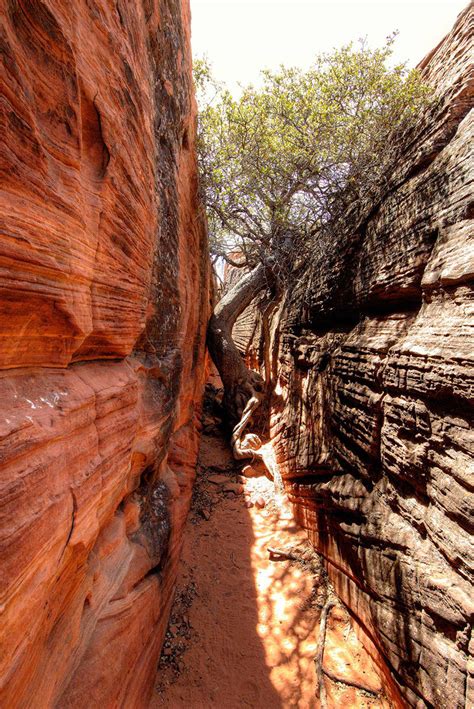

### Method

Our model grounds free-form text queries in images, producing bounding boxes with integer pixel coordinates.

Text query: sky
[190,0,467,91]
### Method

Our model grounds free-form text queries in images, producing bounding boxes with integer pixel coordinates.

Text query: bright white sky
[191,0,467,90]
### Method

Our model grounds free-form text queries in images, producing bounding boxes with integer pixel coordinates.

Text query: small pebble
[255,496,266,509]
[241,464,257,477]
[245,500,254,508]
[208,474,229,485]
[222,482,244,495]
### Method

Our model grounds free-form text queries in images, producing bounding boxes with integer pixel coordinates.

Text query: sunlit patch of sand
[152,431,396,709]
[248,475,322,707]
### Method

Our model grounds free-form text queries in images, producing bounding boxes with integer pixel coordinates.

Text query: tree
[194,40,429,456]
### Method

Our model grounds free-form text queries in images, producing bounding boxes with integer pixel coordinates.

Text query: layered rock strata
[236,5,473,707]
[1,1,209,706]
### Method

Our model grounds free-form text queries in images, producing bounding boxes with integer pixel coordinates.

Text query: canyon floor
[150,388,396,709]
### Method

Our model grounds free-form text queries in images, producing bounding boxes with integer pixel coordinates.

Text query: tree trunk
[207,261,273,426]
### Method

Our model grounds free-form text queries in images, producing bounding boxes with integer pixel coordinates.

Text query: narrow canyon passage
[151,385,394,709]
[1,2,471,706]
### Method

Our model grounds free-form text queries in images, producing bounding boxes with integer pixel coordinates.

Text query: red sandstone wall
[0,1,209,706]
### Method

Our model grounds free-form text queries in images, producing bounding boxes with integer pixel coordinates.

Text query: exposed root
[259,442,284,494]
[267,546,300,562]
[231,393,263,459]
[322,668,381,697]
[267,543,381,702]
[315,598,336,708]
[267,543,326,576]
[230,388,284,495]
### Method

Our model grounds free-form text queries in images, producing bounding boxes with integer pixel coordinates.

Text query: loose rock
[222,482,244,495]
[208,474,230,485]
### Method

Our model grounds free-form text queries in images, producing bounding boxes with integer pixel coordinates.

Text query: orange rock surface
[1,0,209,706]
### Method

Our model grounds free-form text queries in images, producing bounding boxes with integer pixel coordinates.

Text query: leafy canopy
[194,38,429,272]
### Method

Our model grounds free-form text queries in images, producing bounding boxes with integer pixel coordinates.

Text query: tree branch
[214,260,274,328]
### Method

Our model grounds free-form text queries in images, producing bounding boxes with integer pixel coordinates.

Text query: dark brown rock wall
[239,5,473,707]
[0,1,209,706]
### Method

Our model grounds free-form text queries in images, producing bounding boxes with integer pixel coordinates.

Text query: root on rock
[315,599,337,708]
[231,388,284,494]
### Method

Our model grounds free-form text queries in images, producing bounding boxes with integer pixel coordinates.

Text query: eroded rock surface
[1,1,209,706]
[236,6,473,707]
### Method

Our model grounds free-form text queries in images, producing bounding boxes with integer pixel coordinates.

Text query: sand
[150,417,394,709]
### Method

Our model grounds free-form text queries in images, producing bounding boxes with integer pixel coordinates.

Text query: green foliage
[194,38,430,270]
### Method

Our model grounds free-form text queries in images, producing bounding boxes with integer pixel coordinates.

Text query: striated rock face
[237,6,473,707]
[1,1,209,706]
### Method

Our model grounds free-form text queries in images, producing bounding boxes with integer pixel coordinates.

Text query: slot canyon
[1,1,472,708]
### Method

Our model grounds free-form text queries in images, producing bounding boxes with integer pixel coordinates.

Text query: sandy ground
[150,402,394,709]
